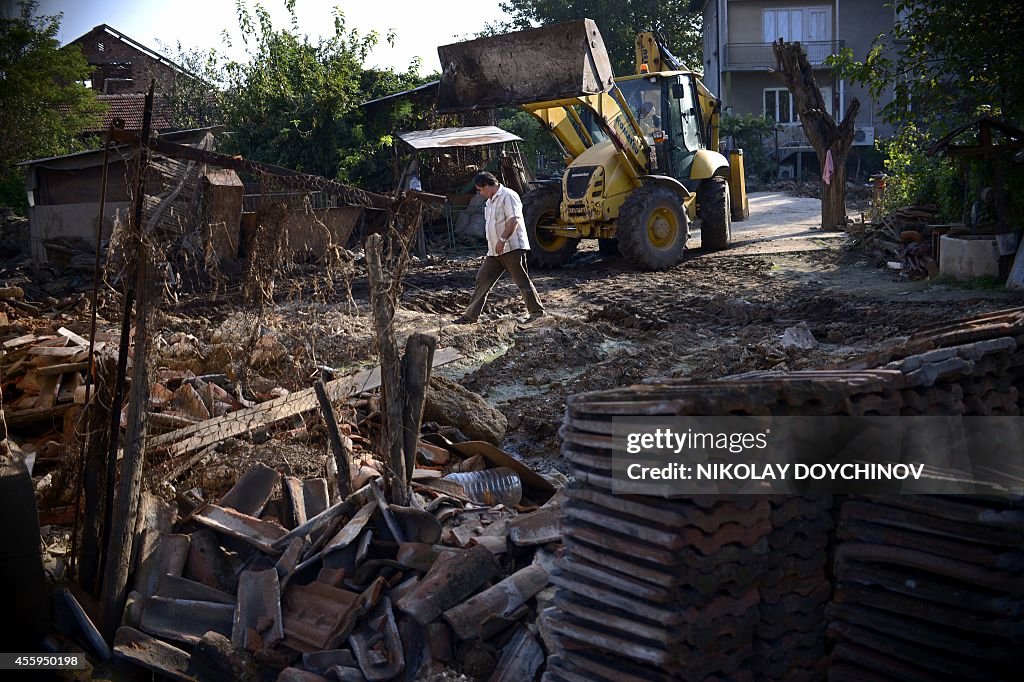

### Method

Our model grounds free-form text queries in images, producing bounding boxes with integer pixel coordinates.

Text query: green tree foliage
[720,113,775,182]
[216,1,428,186]
[830,1,1024,223]
[0,1,103,210]
[158,43,228,129]
[492,0,703,76]
[831,1,1024,129]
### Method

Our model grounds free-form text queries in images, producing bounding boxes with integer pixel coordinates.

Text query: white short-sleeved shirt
[484,185,530,256]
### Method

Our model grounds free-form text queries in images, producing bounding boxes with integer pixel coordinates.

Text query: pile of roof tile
[548,383,841,682]
[829,493,1024,681]
[112,440,560,682]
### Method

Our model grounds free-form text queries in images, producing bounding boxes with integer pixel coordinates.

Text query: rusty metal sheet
[193,504,287,554]
[219,462,280,516]
[397,126,522,149]
[113,626,197,682]
[233,569,283,652]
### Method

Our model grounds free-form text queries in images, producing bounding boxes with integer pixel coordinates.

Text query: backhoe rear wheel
[617,185,688,270]
[698,176,732,251]
[524,186,579,268]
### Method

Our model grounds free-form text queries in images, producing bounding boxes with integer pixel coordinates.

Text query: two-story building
[692,0,903,178]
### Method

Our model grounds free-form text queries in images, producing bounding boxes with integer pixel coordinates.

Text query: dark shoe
[518,311,547,324]
[452,315,477,325]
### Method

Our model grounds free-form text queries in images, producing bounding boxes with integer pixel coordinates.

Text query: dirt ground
[182,191,1013,476]
[93,190,1014,487]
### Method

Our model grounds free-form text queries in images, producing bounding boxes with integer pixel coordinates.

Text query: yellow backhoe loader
[437,20,749,270]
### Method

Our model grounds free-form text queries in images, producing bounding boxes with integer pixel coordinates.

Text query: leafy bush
[720,113,775,182]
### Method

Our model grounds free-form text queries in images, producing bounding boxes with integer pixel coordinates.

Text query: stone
[424,376,507,446]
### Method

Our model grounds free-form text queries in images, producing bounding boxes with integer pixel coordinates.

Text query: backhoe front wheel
[698,176,732,251]
[523,186,579,268]
[617,186,688,270]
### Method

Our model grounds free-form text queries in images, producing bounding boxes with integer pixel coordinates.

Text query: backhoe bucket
[436,19,615,112]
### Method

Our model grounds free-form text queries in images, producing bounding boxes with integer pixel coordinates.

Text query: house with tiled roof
[69,24,195,96]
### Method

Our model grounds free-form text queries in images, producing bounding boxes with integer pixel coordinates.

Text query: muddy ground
[144,191,1024,483]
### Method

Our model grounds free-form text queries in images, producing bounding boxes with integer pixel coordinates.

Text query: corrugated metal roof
[398,126,521,149]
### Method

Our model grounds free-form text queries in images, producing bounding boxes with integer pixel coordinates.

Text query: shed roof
[397,126,521,149]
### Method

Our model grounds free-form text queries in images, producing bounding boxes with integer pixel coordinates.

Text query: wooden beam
[148,349,459,457]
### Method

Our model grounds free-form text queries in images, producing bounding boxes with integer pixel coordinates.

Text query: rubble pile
[0,325,112,485]
[111,438,559,682]
[847,205,940,278]
[829,494,1024,680]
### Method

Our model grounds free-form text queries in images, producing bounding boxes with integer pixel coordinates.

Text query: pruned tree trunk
[773,39,861,230]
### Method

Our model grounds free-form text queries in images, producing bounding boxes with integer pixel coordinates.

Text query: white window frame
[764,88,796,124]
[763,6,832,43]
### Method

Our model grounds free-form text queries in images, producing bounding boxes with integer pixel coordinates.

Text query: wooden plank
[3,333,36,349]
[28,346,83,358]
[36,361,90,376]
[58,327,90,347]
[150,348,459,457]
[35,374,60,408]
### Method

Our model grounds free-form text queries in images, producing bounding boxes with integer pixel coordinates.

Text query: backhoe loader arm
[521,91,650,185]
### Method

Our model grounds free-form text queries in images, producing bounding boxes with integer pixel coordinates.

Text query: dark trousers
[463,249,544,320]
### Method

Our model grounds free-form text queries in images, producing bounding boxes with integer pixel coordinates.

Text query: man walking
[455,172,545,323]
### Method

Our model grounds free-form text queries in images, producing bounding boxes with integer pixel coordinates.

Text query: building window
[97,41,105,52]
[764,88,795,124]
[763,7,831,43]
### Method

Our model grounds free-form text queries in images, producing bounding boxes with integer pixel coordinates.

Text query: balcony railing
[725,40,843,70]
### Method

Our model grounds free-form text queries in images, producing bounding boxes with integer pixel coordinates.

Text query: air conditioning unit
[853,126,875,146]
[778,164,795,180]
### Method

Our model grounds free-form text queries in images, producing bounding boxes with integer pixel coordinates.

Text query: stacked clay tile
[544,377,872,681]
[828,493,1024,681]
